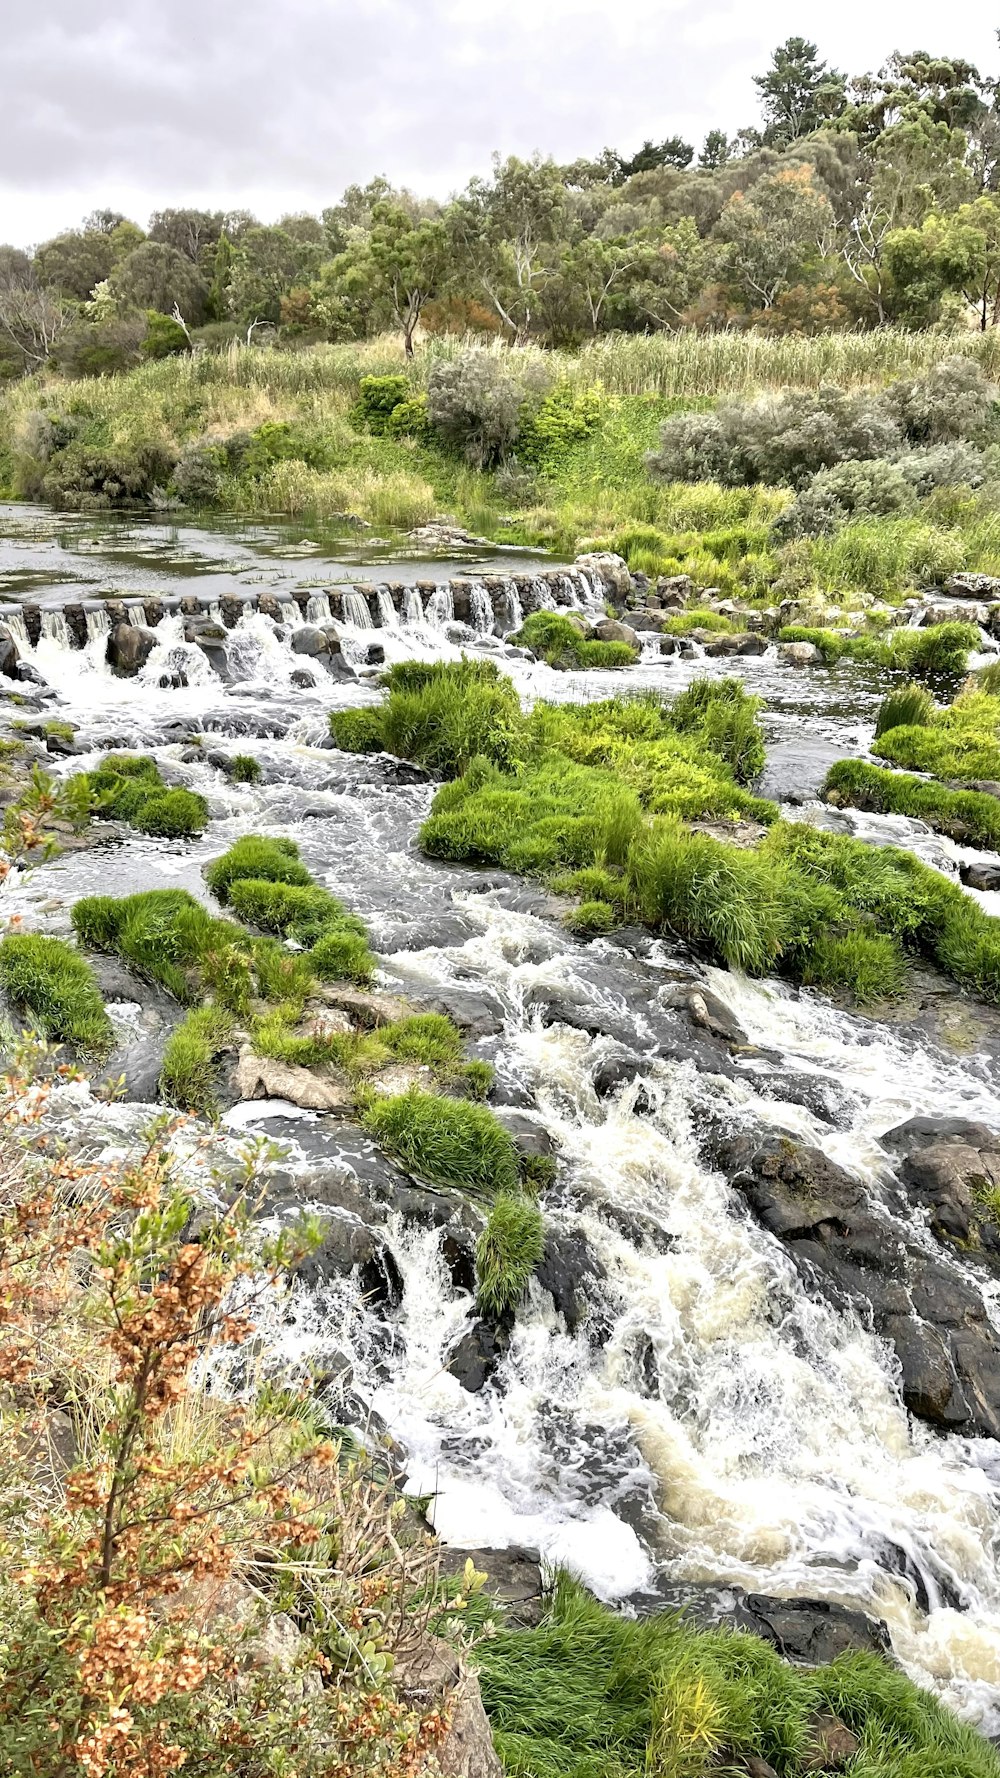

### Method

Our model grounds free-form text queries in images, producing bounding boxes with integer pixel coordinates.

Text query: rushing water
[4,513,1000,1732]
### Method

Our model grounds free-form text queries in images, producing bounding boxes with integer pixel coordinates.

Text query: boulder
[944,572,1000,601]
[439,1546,544,1628]
[731,1592,891,1664]
[961,860,1000,892]
[108,623,157,675]
[592,618,640,650]
[393,1638,502,1778]
[232,1046,354,1113]
[702,632,768,658]
[448,1319,510,1392]
[800,1714,860,1772]
[655,573,696,608]
[882,1116,1000,1254]
[317,984,412,1028]
[290,625,331,657]
[0,624,19,679]
[536,1229,605,1334]
[629,612,669,633]
[779,641,821,666]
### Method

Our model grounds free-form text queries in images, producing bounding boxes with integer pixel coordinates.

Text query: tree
[885,198,1000,329]
[754,37,846,145]
[716,164,835,309]
[0,264,69,367]
[320,201,448,356]
[148,207,227,262]
[614,137,694,181]
[700,131,730,171]
[451,154,566,343]
[109,242,208,322]
[227,226,322,325]
[845,51,991,145]
[34,230,115,300]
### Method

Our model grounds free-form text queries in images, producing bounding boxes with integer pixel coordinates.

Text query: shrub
[329,708,386,754]
[205,835,311,903]
[475,1194,546,1317]
[351,373,410,431]
[514,612,637,671]
[43,441,176,510]
[518,382,602,464]
[360,1089,520,1196]
[0,933,113,1049]
[426,348,529,468]
[874,684,935,737]
[648,385,902,489]
[159,1005,233,1115]
[887,355,1000,447]
[896,441,990,497]
[774,459,917,538]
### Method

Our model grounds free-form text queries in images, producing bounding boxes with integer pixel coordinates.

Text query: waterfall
[124,603,147,628]
[531,576,557,611]
[467,581,495,635]
[4,610,29,651]
[206,601,224,625]
[341,590,374,629]
[306,593,333,626]
[39,610,70,647]
[376,588,398,629]
[497,580,523,635]
[85,609,111,645]
[425,585,454,626]
[401,587,424,626]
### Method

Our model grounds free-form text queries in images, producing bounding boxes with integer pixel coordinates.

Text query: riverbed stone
[961,859,1000,891]
[316,983,413,1028]
[108,622,157,675]
[779,641,821,666]
[882,1116,1000,1255]
[536,1229,605,1333]
[944,572,1000,601]
[439,1546,544,1628]
[233,1046,353,1113]
[448,1318,510,1392]
[592,617,640,649]
[290,625,330,657]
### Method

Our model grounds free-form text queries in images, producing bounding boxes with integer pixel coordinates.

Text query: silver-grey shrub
[427,348,529,468]
[648,384,902,489]
[774,459,917,539]
[885,356,1000,447]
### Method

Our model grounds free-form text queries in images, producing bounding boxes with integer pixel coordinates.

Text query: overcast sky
[2,1,997,248]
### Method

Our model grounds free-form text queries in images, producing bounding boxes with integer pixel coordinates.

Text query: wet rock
[732,1592,891,1664]
[317,984,412,1028]
[413,987,505,1037]
[882,1116,1000,1253]
[779,641,821,666]
[439,1546,544,1628]
[664,985,747,1047]
[536,1229,605,1333]
[232,1046,354,1113]
[702,632,767,658]
[961,860,1000,892]
[629,611,669,633]
[494,1110,556,1166]
[0,624,19,679]
[592,617,639,650]
[290,625,330,657]
[574,551,630,601]
[290,667,318,688]
[710,1128,1000,1440]
[108,623,157,675]
[448,1319,510,1392]
[945,572,1000,601]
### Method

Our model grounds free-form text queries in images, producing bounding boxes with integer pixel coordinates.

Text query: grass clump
[331,659,527,779]
[159,1005,234,1116]
[874,683,935,738]
[513,612,638,670]
[661,609,735,635]
[778,622,978,687]
[73,754,208,838]
[205,835,312,903]
[227,753,262,783]
[0,932,113,1050]
[565,900,619,936]
[476,1572,1000,1778]
[328,708,386,754]
[310,926,376,985]
[873,689,1000,782]
[226,879,359,946]
[824,759,1000,850]
[360,1088,520,1196]
[475,1194,545,1318]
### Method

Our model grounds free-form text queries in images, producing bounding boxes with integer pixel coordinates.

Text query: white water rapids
[4,573,1000,1732]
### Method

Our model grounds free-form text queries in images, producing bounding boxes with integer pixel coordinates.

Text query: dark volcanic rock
[448,1319,511,1392]
[732,1592,891,1664]
[108,623,157,675]
[709,1128,1000,1439]
[439,1546,544,1627]
[961,860,1000,892]
[535,1229,605,1334]
[883,1116,1000,1255]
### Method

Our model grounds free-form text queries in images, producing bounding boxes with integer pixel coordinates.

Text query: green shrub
[351,374,410,432]
[360,1089,520,1196]
[824,758,1000,850]
[426,349,527,468]
[159,1006,233,1115]
[648,385,902,488]
[0,933,113,1050]
[205,835,311,904]
[475,1195,545,1317]
[227,754,261,783]
[513,612,637,671]
[329,708,386,754]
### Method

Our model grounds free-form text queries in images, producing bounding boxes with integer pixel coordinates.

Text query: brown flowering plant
[0,1065,450,1776]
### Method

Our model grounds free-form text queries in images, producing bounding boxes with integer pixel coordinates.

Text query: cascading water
[4,609,29,651]
[425,585,454,626]
[341,589,374,629]
[467,580,495,634]
[124,603,147,627]
[376,588,398,629]
[85,609,111,645]
[496,580,523,635]
[305,592,333,625]
[401,587,424,626]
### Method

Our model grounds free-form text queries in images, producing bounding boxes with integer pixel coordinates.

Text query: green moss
[0,932,113,1050]
[824,759,1000,850]
[512,612,638,671]
[159,1006,234,1116]
[475,1194,545,1317]
[360,1088,520,1196]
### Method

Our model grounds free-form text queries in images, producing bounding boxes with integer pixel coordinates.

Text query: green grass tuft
[513,611,638,670]
[475,1194,545,1317]
[824,758,1000,850]
[0,932,113,1050]
[71,754,208,838]
[360,1088,520,1196]
[159,1006,234,1116]
[227,753,262,783]
[205,835,312,903]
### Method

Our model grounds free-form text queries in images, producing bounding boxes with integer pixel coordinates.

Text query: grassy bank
[3,331,1000,611]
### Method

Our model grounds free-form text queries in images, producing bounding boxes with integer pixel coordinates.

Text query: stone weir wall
[6,553,627,652]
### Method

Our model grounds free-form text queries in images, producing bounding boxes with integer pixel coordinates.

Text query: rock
[412,987,505,1038]
[393,1638,502,1778]
[233,1046,354,1113]
[961,860,1000,892]
[592,618,639,650]
[732,1592,891,1664]
[439,1546,544,1628]
[108,623,157,675]
[800,1713,860,1772]
[290,667,317,688]
[0,624,19,679]
[290,625,330,657]
[882,1116,1000,1252]
[317,984,412,1028]
[574,551,630,600]
[682,987,747,1047]
[448,1319,510,1392]
[536,1229,605,1333]
[655,573,696,606]
[629,611,668,632]
[945,572,1000,601]
[779,641,821,666]
[703,632,767,658]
